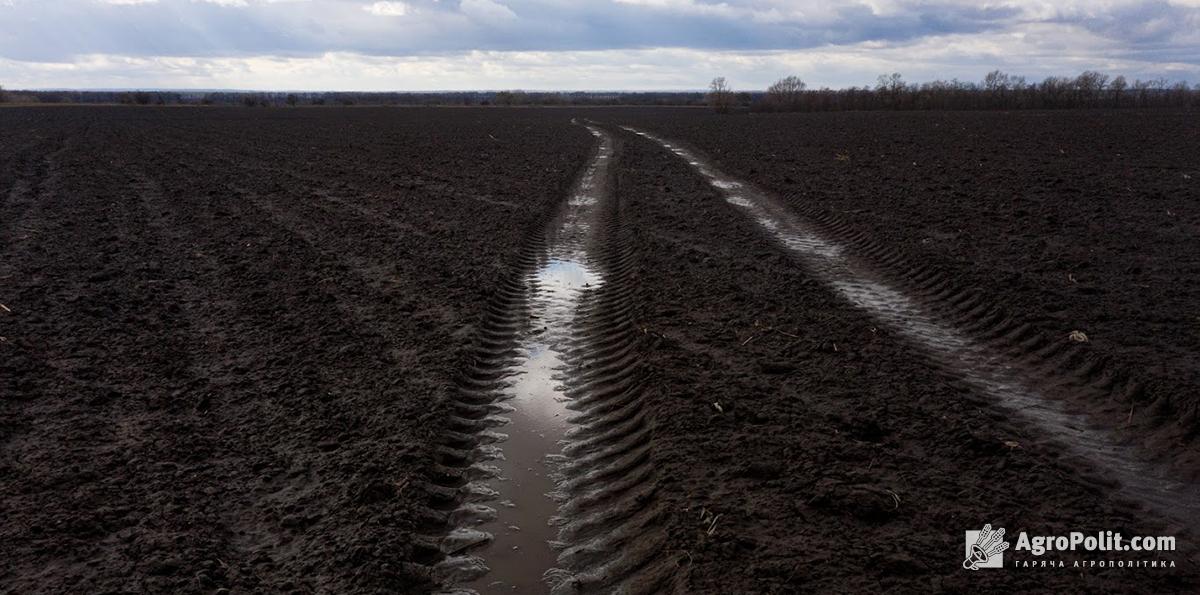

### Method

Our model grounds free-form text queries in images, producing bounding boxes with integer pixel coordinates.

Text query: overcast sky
[1,0,1197,90]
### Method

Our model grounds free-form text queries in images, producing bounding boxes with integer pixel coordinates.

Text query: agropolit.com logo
[961,524,1178,571]
[963,524,1009,570]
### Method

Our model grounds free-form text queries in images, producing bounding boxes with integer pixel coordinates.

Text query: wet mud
[625,125,1200,533]
[3,107,1196,594]
[434,125,618,593]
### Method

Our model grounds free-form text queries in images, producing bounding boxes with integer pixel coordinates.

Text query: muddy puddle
[624,126,1200,531]
[438,125,614,593]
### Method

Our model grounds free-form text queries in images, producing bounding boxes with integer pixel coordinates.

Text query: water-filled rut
[432,124,669,593]
[623,125,1200,534]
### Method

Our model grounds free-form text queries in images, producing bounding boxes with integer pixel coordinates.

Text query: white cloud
[364,1,410,16]
[2,28,1197,92]
[613,0,738,18]
[611,0,845,24]
[460,0,516,21]
[2,0,1197,89]
[190,0,310,5]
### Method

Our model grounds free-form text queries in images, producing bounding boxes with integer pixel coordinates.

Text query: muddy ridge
[624,125,1200,535]
[420,124,668,593]
[546,125,672,595]
[601,108,1200,449]
[3,107,1196,594]
[602,129,1195,592]
[0,107,593,593]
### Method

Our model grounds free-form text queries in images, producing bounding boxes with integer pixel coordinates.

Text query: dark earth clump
[2,106,1196,593]
[600,108,1200,454]
[608,130,1195,593]
[0,106,591,593]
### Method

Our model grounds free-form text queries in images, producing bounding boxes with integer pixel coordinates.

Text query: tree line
[0,88,707,107]
[2,70,1196,110]
[707,70,1199,113]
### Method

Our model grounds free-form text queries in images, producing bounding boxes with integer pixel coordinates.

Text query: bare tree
[1040,76,1073,108]
[1133,78,1153,107]
[765,75,806,111]
[1171,81,1192,106]
[1131,77,1169,107]
[876,72,906,108]
[707,77,734,114]
[1009,75,1028,107]
[494,90,527,106]
[1109,75,1127,107]
[1074,70,1109,106]
[983,70,1011,107]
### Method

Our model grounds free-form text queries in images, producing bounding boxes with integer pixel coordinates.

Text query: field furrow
[624,125,1200,531]
[3,106,1196,594]
[426,124,667,594]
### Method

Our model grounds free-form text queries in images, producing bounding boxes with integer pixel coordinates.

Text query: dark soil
[598,108,1200,450]
[3,106,1196,593]
[610,126,1197,593]
[0,106,591,593]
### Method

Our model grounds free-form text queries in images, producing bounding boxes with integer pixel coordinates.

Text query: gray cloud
[0,0,1196,88]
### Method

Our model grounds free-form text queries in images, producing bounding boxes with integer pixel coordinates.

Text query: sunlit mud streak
[438,123,615,593]
[624,126,1200,532]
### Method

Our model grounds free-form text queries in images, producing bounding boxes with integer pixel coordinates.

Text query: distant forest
[1,70,1197,111]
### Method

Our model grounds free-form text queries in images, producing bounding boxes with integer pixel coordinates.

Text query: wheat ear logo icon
[963,524,1009,570]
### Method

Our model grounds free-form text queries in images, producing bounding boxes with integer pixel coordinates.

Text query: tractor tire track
[623,125,1200,537]
[2,106,596,594]
[545,158,675,595]
[426,123,669,593]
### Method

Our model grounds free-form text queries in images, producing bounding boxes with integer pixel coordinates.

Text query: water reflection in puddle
[451,125,613,594]
[623,125,1199,528]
